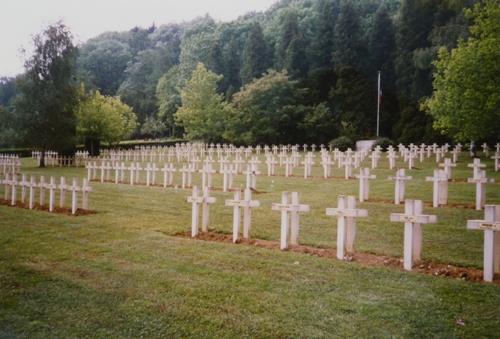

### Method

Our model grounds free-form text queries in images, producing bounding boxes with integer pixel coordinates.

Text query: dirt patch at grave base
[174,230,495,284]
[0,199,95,216]
[366,198,477,210]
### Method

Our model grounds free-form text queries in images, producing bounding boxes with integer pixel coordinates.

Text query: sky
[0,0,277,77]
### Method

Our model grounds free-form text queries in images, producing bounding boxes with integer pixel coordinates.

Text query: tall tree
[276,10,308,77]
[75,90,138,155]
[175,63,231,142]
[332,1,363,69]
[309,0,338,70]
[423,0,500,142]
[240,23,268,85]
[15,22,79,165]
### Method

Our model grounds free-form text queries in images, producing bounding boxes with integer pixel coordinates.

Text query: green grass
[1,153,499,337]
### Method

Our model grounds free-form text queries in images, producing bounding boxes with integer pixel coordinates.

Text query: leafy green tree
[308,0,338,70]
[330,66,375,139]
[175,63,231,142]
[76,90,138,154]
[332,1,363,69]
[77,37,132,95]
[228,70,304,144]
[276,10,308,78]
[299,102,338,143]
[156,65,184,137]
[15,22,79,165]
[240,23,268,85]
[423,0,500,142]
[140,116,167,139]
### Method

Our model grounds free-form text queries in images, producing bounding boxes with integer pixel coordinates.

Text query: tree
[240,23,268,85]
[308,0,338,70]
[77,37,132,95]
[422,0,500,142]
[140,116,167,139]
[332,1,363,69]
[156,65,184,137]
[75,90,138,155]
[175,63,231,142]
[228,70,304,144]
[15,22,79,166]
[276,10,308,78]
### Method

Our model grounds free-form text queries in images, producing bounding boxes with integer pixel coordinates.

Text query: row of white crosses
[185,186,454,277]
[0,174,91,214]
[0,158,20,175]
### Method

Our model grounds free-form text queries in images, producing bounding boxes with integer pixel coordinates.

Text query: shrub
[373,137,394,151]
[329,136,354,151]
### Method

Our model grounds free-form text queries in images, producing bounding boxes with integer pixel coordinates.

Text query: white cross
[491,153,500,172]
[70,178,81,215]
[355,168,376,202]
[390,199,437,271]
[38,176,46,207]
[225,188,260,243]
[425,169,448,207]
[200,163,216,188]
[468,158,486,178]
[81,178,92,210]
[387,151,398,170]
[467,170,495,210]
[370,151,380,169]
[438,158,456,179]
[326,195,368,260]
[343,156,353,179]
[467,205,500,281]
[388,169,412,204]
[162,163,176,187]
[272,192,310,250]
[45,176,57,212]
[265,156,278,176]
[187,186,216,237]
[284,157,294,177]
[58,177,68,208]
[482,143,489,156]
[28,176,37,210]
[302,155,314,178]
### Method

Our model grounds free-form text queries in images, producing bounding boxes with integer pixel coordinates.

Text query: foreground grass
[1,153,499,337]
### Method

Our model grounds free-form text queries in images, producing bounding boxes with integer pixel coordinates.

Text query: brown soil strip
[174,230,495,284]
[367,197,476,210]
[0,199,95,216]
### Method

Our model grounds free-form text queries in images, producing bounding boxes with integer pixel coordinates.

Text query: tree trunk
[39,150,46,168]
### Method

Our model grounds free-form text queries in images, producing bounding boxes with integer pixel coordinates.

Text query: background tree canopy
[423,0,500,143]
[2,0,493,147]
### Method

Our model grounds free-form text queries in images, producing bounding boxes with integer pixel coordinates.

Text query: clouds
[0,0,276,77]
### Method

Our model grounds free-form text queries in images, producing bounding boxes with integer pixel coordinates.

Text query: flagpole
[376,70,381,138]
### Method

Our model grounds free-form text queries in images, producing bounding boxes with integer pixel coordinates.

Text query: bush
[329,136,354,151]
[373,137,394,151]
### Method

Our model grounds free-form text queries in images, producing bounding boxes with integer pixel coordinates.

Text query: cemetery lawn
[1,156,500,337]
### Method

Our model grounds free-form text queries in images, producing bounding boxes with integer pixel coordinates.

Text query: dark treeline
[0,0,476,147]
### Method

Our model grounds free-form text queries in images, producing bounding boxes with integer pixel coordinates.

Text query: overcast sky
[0,0,277,77]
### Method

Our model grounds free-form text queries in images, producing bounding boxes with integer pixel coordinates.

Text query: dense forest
[0,0,482,148]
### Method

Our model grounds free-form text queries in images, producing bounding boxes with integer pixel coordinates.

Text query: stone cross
[265,156,277,176]
[387,151,398,170]
[425,169,449,207]
[272,192,310,250]
[200,163,216,188]
[438,158,456,179]
[467,205,500,282]
[162,163,176,188]
[225,188,260,242]
[70,178,81,215]
[343,156,353,179]
[28,176,37,209]
[482,143,489,157]
[468,158,486,178]
[221,163,235,192]
[81,178,92,210]
[491,153,500,172]
[390,199,437,271]
[321,155,334,178]
[356,168,376,202]
[302,156,314,179]
[59,177,68,208]
[180,164,195,189]
[39,176,46,207]
[370,151,380,169]
[19,174,28,204]
[46,176,57,212]
[326,195,368,260]
[187,186,216,237]
[388,169,413,204]
[284,157,294,177]
[467,170,495,210]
